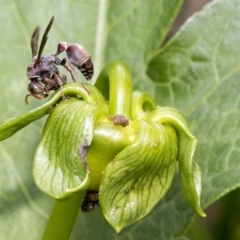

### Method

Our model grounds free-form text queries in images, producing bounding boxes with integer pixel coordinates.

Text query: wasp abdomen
[56,42,94,81]
[79,57,94,80]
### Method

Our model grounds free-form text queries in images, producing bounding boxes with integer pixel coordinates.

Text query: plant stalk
[95,60,133,119]
[42,190,85,240]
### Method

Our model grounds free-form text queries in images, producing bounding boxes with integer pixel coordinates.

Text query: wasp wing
[36,16,55,65]
[31,26,40,57]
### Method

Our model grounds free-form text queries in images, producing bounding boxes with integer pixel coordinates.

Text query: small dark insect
[26,16,67,104]
[109,114,129,127]
[81,191,99,212]
[26,16,93,104]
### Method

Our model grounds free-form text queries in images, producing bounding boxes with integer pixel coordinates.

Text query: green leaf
[100,120,178,232]
[103,0,183,92]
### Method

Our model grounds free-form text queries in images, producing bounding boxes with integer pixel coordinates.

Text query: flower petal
[100,120,178,232]
[33,98,102,199]
[146,107,206,217]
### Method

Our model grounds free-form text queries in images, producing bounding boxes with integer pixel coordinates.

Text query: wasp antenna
[25,94,30,105]
[36,16,55,65]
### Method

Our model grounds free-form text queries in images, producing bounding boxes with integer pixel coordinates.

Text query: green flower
[0,60,205,232]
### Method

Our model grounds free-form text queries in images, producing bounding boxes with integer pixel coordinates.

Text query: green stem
[0,82,107,141]
[58,83,108,110]
[95,60,132,119]
[42,190,85,240]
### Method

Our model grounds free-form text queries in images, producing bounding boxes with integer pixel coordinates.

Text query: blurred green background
[0,0,240,239]
[176,1,240,240]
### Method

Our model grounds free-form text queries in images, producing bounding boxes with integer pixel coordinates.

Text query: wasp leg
[54,56,77,81]
[52,73,69,100]
[60,58,78,81]
[60,58,91,95]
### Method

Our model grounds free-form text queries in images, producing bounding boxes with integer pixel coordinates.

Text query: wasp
[81,191,99,212]
[26,16,93,104]
[26,16,66,104]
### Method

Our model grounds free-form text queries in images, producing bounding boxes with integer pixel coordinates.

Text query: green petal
[132,90,157,120]
[33,98,102,199]
[146,107,206,217]
[100,120,178,232]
